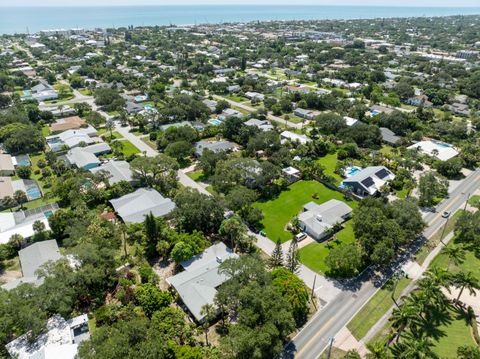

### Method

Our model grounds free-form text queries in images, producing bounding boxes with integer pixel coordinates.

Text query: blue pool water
[44,210,53,218]
[26,186,42,200]
[345,166,362,178]
[144,104,154,110]
[434,141,451,148]
[208,118,222,126]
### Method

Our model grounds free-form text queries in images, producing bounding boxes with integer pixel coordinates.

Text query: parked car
[442,211,451,218]
[295,232,307,241]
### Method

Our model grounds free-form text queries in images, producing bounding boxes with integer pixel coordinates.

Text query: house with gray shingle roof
[167,242,238,322]
[194,140,237,157]
[90,160,135,185]
[110,188,175,224]
[1,240,62,290]
[298,199,353,241]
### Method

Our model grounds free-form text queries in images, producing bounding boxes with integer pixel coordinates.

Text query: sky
[2,0,480,6]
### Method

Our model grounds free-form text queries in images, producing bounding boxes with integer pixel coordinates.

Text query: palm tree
[366,341,390,359]
[200,303,216,346]
[442,244,466,271]
[393,336,438,359]
[451,271,480,302]
[389,302,418,344]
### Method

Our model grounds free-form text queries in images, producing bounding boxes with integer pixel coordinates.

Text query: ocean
[0,5,479,35]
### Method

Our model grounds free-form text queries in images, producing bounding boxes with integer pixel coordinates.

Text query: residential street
[283,169,480,359]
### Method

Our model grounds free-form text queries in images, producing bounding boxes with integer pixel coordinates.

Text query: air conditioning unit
[315,215,323,222]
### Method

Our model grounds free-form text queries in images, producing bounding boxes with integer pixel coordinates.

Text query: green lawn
[298,221,356,275]
[226,94,248,103]
[431,307,476,358]
[468,195,480,208]
[141,137,157,150]
[317,153,343,185]
[117,140,141,156]
[41,125,51,137]
[416,210,463,265]
[78,88,92,96]
[187,170,208,182]
[284,114,305,124]
[347,277,412,340]
[396,188,409,199]
[254,180,357,243]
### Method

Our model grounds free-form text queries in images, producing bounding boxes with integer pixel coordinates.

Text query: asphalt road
[284,169,480,359]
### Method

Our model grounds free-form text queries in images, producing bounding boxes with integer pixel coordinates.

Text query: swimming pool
[135,95,148,102]
[144,104,154,110]
[44,210,53,218]
[14,155,31,167]
[433,141,451,148]
[344,166,362,178]
[26,186,42,200]
[208,118,222,126]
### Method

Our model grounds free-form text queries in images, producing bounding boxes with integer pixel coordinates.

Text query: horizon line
[2,4,480,8]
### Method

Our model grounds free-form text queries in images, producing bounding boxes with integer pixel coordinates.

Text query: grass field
[117,139,141,156]
[226,94,248,103]
[317,153,343,185]
[347,277,412,340]
[416,210,463,265]
[187,170,208,182]
[468,195,480,208]
[298,221,356,275]
[254,180,357,243]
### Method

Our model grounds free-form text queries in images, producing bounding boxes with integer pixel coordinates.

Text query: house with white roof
[6,314,90,359]
[407,140,458,161]
[167,242,238,322]
[280,131,311,145]
[110,188,176,224]
[341,166,395,197]
[0,204,58,245]
[46,126,97,152]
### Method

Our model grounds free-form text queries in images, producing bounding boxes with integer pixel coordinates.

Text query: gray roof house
[341,166,395,197]
[298,199,353,241]
[2,240,62,290]
[65,147,101,170]
[380,127,401,146]
[110,188,176,224]
[6,314,90,359]
[194,141,237,157]
[167,242,238,322]
[244,118,274,132]
[90,160,135,184]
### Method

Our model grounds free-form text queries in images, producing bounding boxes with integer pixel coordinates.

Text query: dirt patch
[152,258,177,291]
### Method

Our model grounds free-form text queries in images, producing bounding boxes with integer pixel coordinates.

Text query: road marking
[295,315,336,357]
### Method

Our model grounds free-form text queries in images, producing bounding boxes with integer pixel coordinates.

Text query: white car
[295,232,307,241]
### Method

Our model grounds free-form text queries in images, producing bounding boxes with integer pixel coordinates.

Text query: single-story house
[203,99,218,113]
[90,160,135,185]
[0,203,57,245]
[6,314,90,359]
[110,188,176,224]
[227,85,241,93]
[167,242,238,322]
[280,130,311,145]
[244,118,274,132]
[22,80,58,102]
[194,141,237,157]
[65,147,101,170]
[47,105,77,118]
[380,127,401,146]
[125,101,144,114]
[46,126,97,152]
[406,95,433,108]
[218,108,243,121]
[0,154,15,176]
[294,108,320,121]
[1,240,62,290]
[407,140,458,161]
[344,116,359,127]
[49,116,86,133]
[368,105,394,116]
[341,166,395,197]
[298,199,353,241]
[282,166,301,183]
[244,91,265,101]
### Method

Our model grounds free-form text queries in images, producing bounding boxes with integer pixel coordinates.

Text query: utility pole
[326,337,334,359]
[463,192,471,211]
[440,216,450,245]
[311,275,317,309]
